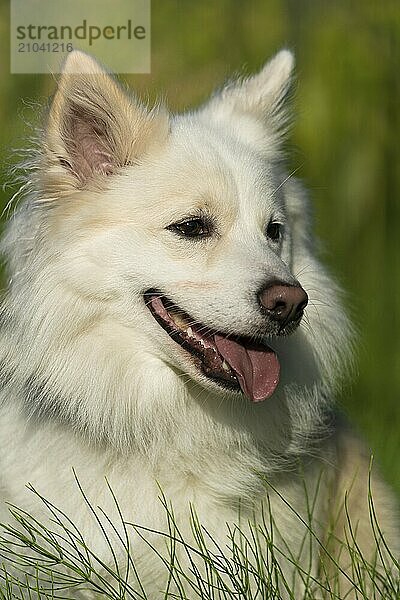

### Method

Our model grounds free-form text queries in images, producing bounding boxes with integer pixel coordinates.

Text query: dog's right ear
[43,51,168,190]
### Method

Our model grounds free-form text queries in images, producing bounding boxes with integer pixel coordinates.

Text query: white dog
[0,49,398,598]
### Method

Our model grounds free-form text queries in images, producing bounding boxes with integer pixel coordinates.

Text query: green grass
[0,473,398,599]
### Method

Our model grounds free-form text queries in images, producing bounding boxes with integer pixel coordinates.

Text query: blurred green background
[0,1,399,492]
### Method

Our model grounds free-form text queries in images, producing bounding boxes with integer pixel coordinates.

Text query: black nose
[258,283,308,325]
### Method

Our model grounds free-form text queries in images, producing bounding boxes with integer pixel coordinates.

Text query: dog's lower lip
[144,290,281,401]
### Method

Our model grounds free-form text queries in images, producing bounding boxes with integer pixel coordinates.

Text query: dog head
[2,50,352,447]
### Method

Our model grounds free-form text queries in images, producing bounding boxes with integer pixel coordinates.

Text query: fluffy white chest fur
[0,400,332,597]
[0,50,398,598]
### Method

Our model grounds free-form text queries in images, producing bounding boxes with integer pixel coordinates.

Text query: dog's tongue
[214,334,280,402]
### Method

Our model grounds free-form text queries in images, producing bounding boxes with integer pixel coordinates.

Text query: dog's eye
[167,218,212,239]
[266,221,284,242]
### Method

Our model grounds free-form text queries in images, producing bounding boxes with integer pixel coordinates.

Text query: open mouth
[145,290,280,403]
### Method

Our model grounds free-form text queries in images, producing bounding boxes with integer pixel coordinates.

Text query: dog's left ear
[202,49,294,147]
[44,51,168,189]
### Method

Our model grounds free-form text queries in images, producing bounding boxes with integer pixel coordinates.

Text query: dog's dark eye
[168,218,212,239]
[266,221,284,242]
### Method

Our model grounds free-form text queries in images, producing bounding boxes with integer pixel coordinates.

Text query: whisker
[294,264,316,279]
[270,164,303,198]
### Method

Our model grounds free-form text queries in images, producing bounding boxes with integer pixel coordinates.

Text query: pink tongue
[214,334,280,402]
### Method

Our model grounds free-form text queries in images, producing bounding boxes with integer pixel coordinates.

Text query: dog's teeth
[222,360,230,372]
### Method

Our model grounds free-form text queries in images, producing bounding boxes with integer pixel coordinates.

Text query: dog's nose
[258,283,308,325]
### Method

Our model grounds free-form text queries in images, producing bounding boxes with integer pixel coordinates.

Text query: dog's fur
[0,50,398,597]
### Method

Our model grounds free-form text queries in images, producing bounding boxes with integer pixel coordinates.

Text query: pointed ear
[202,49,295,145]
[44,51,168,188]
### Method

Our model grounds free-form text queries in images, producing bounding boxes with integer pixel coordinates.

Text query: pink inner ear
[63,107,115,181]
